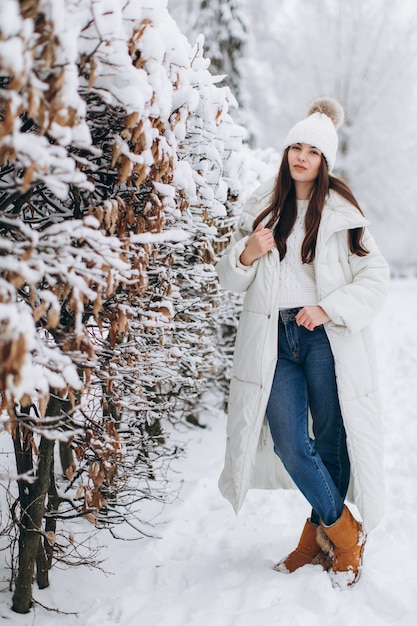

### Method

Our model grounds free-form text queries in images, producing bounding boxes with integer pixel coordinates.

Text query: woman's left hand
[296,306,330,331]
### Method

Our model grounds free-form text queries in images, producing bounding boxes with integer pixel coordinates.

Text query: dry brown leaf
[92,293,102,320]
[29,435,39,456]
[91,490,106,510]
[65,463,76,480]
[91,472,105,488]
[68,388,76,407]
[38,394,49,418]
[125,111,139,129]
[118,156,132,185]
[47,307,60,329]
[84,513,97,526]
[0,102,15,139]
[131,121,144,143]
[33,301,47,322]
[111,141,122,168]
[89,462,100,478]
[75,485,84,499]
[28,86,40,119]
[45,531,56,546]
[20,394,31,408]
[19,0,40,20]
[8,72,26,91]
[134,163,148,187]
[73,445,83,462]
[88,57,97,89]
[21,245,34,261]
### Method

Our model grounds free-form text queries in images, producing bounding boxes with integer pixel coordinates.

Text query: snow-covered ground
[1,278,417,625]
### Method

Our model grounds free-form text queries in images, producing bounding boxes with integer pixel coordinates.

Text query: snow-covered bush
[0,0,246,613]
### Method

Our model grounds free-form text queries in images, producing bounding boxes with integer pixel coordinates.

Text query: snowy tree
[170,0,251,132]
[0,0,245,613]
[195,1,248,104]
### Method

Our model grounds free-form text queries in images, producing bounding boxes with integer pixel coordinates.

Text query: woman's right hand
[239,223,275,266]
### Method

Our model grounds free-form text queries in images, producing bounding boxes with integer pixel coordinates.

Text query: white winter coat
[216,178,390,532]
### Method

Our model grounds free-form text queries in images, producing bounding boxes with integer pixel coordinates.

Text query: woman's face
[287,143,322,184]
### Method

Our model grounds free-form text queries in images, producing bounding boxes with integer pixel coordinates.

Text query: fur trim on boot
[311,549,333,571]
[316,525,335,557]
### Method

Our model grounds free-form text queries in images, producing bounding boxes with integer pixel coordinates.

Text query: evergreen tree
[196,1,248,102]
[171,0,250,132]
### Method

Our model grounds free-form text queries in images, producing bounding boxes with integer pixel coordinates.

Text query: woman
[216,98,389,589]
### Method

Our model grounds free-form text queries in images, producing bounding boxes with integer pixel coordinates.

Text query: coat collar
[319,190,369,244]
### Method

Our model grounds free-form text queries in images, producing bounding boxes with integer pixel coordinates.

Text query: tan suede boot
[274,519,332,573]
[318,505,366,589]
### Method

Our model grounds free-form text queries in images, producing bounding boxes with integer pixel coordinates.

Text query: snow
[130,229,191,244]
[0,278,416,624]
[0,0,23,38]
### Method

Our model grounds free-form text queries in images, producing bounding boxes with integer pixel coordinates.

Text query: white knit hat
[283,97,344,171]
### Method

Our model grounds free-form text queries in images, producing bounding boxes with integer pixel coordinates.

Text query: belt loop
[279,307,302,323]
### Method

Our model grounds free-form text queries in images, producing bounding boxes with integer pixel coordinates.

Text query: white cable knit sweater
[278,199,319,309]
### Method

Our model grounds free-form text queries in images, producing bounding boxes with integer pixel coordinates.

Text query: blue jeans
[266,308,350,526]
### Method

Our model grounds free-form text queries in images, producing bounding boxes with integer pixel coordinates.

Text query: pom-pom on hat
[283,97,344,171]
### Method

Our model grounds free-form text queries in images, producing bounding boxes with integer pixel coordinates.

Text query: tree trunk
[59,441,74,476]
[38,448,60,585]
[36,430,61,589]
[35,539,50,590]
[11,396,62,613]
[12,434,54,613]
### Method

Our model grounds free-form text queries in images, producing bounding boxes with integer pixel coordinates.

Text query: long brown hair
[252,148,369,262]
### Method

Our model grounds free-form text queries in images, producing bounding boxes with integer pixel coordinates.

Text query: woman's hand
[239,223,275,266]
[296,306,330,331]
